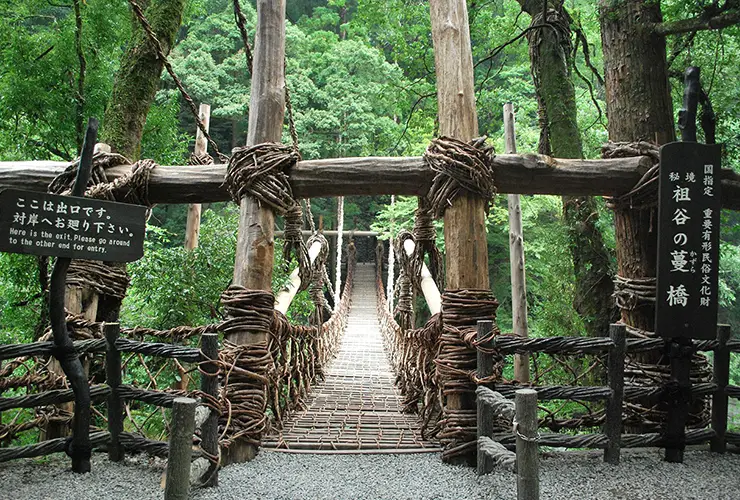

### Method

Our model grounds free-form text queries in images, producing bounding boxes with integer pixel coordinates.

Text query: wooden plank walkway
[263,263,437,453]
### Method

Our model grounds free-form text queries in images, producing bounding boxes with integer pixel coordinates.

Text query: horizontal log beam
[3,156,738,209]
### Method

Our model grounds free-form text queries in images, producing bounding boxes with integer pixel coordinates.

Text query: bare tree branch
[654,9,740,36]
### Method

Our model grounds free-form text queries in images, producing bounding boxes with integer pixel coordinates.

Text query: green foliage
[122,204,314,329]
[0,254,44,343]
[121,206,238,329]
[0,0,130,160]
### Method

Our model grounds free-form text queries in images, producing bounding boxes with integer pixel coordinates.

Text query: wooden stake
[430,0,490,464]
[604,323,625,464]
[184,103,211,251]
[711,325,731,453]
[476,320,495,475]
[334,196,344,310]
[387,196,395,313]
[515,389,539,500]
[105,323,124,462]
[227,0,286,464]
[504,103,530,384]
[165,397,197,500]
[199,333,219,486]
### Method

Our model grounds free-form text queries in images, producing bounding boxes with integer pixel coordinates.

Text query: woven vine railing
[0,244,356,481]
[266,245,355,429]
[477,323,738,471]
[375,242,738,467]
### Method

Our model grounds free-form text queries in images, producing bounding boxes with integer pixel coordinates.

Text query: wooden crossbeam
[1,155,738,209]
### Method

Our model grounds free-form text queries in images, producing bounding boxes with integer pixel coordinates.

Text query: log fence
[477,322,738,474]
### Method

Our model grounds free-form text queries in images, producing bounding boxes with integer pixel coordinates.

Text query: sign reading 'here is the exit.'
[0,188,146,262]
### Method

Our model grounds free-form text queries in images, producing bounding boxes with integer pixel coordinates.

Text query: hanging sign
[655,142,722,340]
[0,189,146,262]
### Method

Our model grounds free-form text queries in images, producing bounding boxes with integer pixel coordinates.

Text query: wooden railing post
[200,333,219,486]
[476,320,495,475]
[105,322,124,462]
[515,389,539,500]
[604,323,625,464]
[711,324,731,453]
[165,397,197,500]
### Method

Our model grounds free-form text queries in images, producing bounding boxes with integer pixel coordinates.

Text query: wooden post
[430,0,490,464]
[664,337,693,463]
[402,239,442,315]
[387,196,395,313]
[515,389,539,500]
[184,103,211,251]
[165,397,197,500]
[604,323,625,464]
[274,240,324,314]
[477,320,495,475]
[334,196,344,310]
[504,103,529,384]
[711,324,731,453]
[200,333,219,486]
[105,322,124,462]
[227,0,286,463]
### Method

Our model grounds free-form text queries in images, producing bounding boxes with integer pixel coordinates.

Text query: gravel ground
[1,448,739,500]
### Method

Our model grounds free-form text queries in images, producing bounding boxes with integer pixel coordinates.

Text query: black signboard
[655,142,722,340]
[0,189,146,262]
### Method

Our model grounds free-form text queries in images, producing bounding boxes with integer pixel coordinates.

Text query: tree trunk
[522,2,615,339]
[102,0,186,160]
[599,0,674,333]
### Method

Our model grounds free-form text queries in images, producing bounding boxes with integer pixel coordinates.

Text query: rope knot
[424,136,495,218]
[225,143,299,214]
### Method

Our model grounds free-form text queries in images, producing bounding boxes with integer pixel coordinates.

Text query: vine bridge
[263,263,435,453]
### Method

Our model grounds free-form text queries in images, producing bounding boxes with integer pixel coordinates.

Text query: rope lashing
[188,152,214,166]
[225,143,300,214]
[306,233,332,326]
[603,141,660,211]
[217,287,275,447]
[49,152,158,207]
[436,289,501,461]
[282,203,311,292]
[613,275,656,311]
[424,136,495,218]
[393,231,416,331]
[67,260,130,300]
[413,196,444,287]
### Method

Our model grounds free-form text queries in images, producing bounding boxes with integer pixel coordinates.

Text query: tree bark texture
[102,0,186,160]
[599,0,675,332]
[430,0,490,466]
[226,0,286,464]
[522,1,616,340]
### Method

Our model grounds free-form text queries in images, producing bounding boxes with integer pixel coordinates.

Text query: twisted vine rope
[414,197,443,287]
[282,203,311,292]
[225,143,300,214]
[424,136,495,218]
[393,231,416,331]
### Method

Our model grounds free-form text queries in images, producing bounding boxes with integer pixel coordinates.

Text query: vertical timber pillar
[504,103,530,384]
[226,0,286,464]
[184,103,211,251]
[430,0,491,464]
